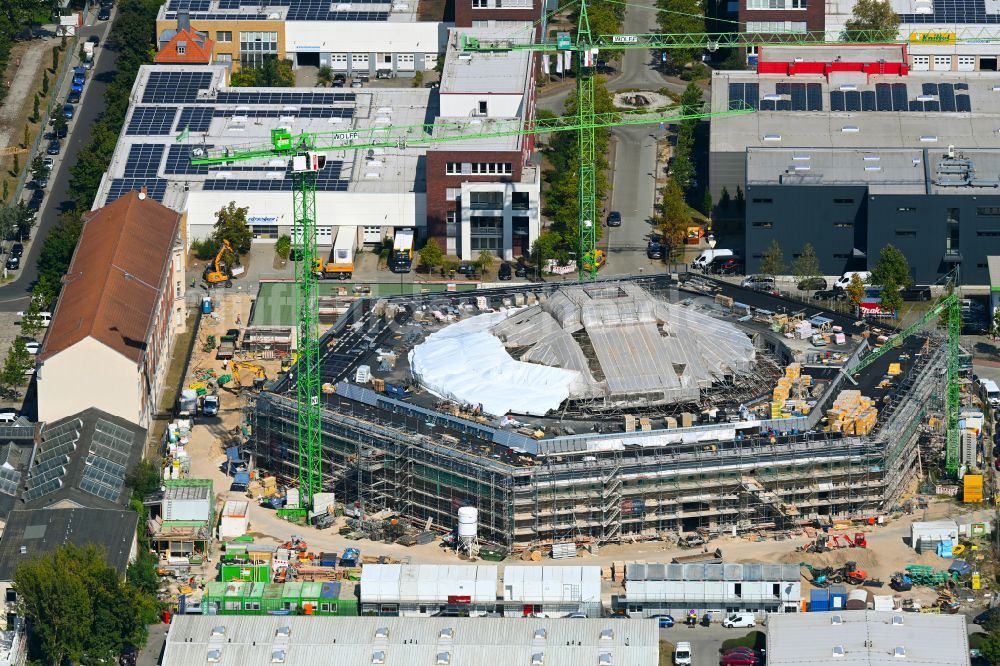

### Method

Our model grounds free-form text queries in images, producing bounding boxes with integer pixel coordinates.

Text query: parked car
[350,80,363,88]
[98,5,111,19]
[714,257,741,275]
[10,243,24,258]
[834,271,871,289]
[46,140,60,155]
[722,612,757,628]
[333,73,346,84]
[974,608,1000,625]
[498,263,512,280]
[55,124,68,139]
[514,264,527,278]
[67,90,81,104]
[63,103,75,119]
[741,274,776,289]
[674,641,692,666]
[606,211,622,227]
[33,175,48,189]
[720,652,761,666]
[456,263,477,276]
[650,614,674,628]
[26,190,43,213]
[646,240,663,260]
[24,341,40,355]
[797,277,827,291]
[5,255,19,270]
[901,285,932,301]
[70,79,84,93]
[566,612,587,619]
[375,70,393,79]
[88,34,100,46]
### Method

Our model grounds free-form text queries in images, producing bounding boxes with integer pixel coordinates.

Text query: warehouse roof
[161,615,660,666]
[710,70,1000,153]
[40,189,179,364]
[747,146,1000,195]
[360,564,498,603]
[765,611,969,665]
[0,507,138,581]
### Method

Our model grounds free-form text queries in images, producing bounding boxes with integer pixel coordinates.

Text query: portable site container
[829,585,847,610]
[319,581,358,616]
[809,589,830,611]
[219,562,270,583]
[278,582,304,613]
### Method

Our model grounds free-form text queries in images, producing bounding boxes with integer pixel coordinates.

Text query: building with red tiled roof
[155,11,214,66]
[37,189,187,427]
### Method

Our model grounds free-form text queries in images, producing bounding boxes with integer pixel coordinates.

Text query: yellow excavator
[232,361,267,389]
[204,240,237,287]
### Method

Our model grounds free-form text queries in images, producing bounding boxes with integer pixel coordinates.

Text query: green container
[220,563,269,583]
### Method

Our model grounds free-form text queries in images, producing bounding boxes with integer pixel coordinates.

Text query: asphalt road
[0,9,117,311]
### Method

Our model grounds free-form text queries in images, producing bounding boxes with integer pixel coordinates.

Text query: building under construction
[251,274,952,551]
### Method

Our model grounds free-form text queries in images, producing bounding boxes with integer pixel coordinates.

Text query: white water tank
[458,506,478,542]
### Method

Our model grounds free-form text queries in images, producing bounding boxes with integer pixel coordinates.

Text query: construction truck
[389,228,414,273]
[204,239,244,287]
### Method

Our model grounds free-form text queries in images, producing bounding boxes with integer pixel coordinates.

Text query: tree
[660,179,689,258]
[844,0,900,41]
[792,243,821,282]
[274,234,291,260]
[701,190,712,216]
[979,628,1000,666]
[475,249,495,274]
[30,155,46,183]
[20,290,47,338]
[656,0,705,71]
[22,124,29,149]
[14,544,156,665]
[734,185,745,212]
[51,45,59,72]
[53,114,67,135]
[2,181,7,203]
[847,272,866,308]
[0,339,32,389]
[418,238,444,272]
[992,307,1000,341]
[529,230,561,275]
[413,70,423,88]
[679,82,705,117]
[233,58,296,87]
[0,205,18,243]
[41,72,48,97]
[211,201,252,255]
[870,244,911,288]
[316,65,333,87]
[9,154,18,178]
[31,94,39,123]
[719,187,731,211]
[880,276,903,318]
[759,240,785,276]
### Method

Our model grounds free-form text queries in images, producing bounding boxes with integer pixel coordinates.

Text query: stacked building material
[771,364,815,418]
[827,390,878,435]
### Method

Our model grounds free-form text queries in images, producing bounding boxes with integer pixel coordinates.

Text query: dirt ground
[0,38,58,181]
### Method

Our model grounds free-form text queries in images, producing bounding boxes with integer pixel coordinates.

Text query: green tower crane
[192,104,752,509]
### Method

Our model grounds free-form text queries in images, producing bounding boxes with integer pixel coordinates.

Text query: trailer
[389,228,414,273]
[321,226,357,280]
[671,548,723,564]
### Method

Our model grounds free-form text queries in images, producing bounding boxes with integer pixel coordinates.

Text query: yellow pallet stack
[888,362,902,376]
[964,474,984,503]
[826,390,878,436]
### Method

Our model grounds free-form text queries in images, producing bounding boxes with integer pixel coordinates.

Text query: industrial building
[97,26,540,260]
[710,48,1000,283]
[765,610,970,665]
[359,564,602,617]
[250,274,949,550]
[160,615,660,666]
[613,562,802,617]
[37,190,186,428]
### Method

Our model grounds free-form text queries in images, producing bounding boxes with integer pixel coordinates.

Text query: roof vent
[863,154,880,161]
[832,646,845,658]
[763,134,781,142]
[916,94,935,102]
[436,651,452,665]
[275,626,291,638]
[864,165,882,172]
[371,650,386,665]
[271,648,286,663]
[894,646,906,658]
[207,649,222,663]
[841,126,860,133]
[920,135,938,142]
[600,629,614,641]
[533,628,547,641]
[531,652,545,666]
[18,546,25,555]
[375,627,389,639]
[439,628,454,640]
[599,653,612,666]
[831,615,843,625]
[211,626,226,638]
[792,154,811,161]
[763,94,782,101]
[839,84,858,91]
[892,615,904,625]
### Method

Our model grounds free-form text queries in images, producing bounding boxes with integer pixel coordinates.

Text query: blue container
[319,553,338,567]
[829,584,848,610]
[809,589,830,612]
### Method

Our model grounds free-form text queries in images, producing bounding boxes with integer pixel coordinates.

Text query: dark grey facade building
[744,147,1000,285]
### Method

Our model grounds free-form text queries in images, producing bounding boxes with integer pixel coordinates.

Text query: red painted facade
[756,45,909,77]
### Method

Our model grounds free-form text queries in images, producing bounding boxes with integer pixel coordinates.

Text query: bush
[192,238,221,261]
[274,234,291,260]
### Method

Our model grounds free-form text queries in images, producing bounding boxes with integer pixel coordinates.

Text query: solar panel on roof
[830,90,845,112]
[124,144,165,178]
[939,83,956,112]
[909,100,923,111]
[957,94,972,112]
[922,82,940,95]
[744,83,759,109]
[166,0,210,9]
[728,83,744,111]
[27,464,66,489]
[126,107,177,135]
[80,476,121,502]
[23,477,61,502]
[924,101,940,112]
[107,179,167,203]
[758,99,774,111]
[790,83,806,111]
[165,144,213,175]
[891,83,908,111]
[776,82,790,95]
[0,478,18,497]
[86,454,126,478]
[44,418,82,440]
[0,467,20,483]
[142,71,213,104]
[176,106,216,133]
[34,454,69,477]
[861,91,876,111]
[807,83,822,111]
[955,82,969,91]
[845,91,861,111]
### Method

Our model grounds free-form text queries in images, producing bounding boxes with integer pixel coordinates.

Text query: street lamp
[707,235,717,249]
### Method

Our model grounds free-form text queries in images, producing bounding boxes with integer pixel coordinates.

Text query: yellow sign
[909,32,956,44]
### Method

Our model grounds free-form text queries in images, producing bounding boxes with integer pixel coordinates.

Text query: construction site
[247,273,961,553]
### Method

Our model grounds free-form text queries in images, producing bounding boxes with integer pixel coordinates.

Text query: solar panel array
[828,83,972,112]
[124,144,166,178]
[727,83,760,111]
[0,467,20,497]
[757,82,824,111]
[142,71,214,104]
[127,107,178,135]
[165,144,213,175]
[166,0,211,9]
[204,161,347,191]
[0,424,34,440]
[79,419,134,503]
[900,0,1000,23]
[176,106,216,133]
[215,91,355,105]
[23,424,80,502]
[107,179,168,204]
[164,11,270,18]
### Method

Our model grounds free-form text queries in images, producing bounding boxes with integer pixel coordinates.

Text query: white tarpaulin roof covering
[408,311,580,416]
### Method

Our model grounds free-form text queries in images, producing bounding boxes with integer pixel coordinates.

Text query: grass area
[720,630,766,653]
[146,311,199,455]
[658,640,674,666]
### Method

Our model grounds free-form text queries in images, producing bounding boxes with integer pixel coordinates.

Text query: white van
[722,612,757,628]
[692,248,733,269]
[834,271,871,290]
[982,379,1000,408]
[16,311,52,327]
[674,641,692,665]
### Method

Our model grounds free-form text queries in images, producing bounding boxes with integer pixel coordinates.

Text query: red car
[720,648,762,666]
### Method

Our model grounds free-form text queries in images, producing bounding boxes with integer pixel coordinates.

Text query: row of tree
[230,57,295,87]
[654,83,705,259]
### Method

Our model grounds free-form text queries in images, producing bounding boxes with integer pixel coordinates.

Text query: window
[833,222,852,228]
[752,221,773,228]
[446,162,462,175]
[470,191,503,209]
[215,53,233,67]
[746,0,783,8]
[978,207,1000,216]
[252,225,278,239]
[216,30,232,42]
[977,231,1000,237]
[446,211,457,238]
[446,187,461,201]
[239,31,278,69]
[896,206,916,212]
[472,0,488,6]
[471,217,503,234]
[512,191,530,209]
[895,230,916,237]
[225,601,240,610]
[745,20,807,32]
[469,162,512,175]
[833,198,854,204]
[478,100,488,115]
[752,197,773,204]
[177,41,187,55]
[790,0,807,7]
[5,589,15,604]
[246,602,260,610]
[381,54,392,64]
